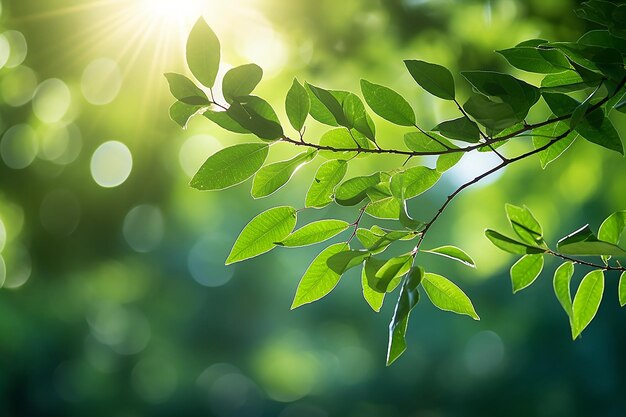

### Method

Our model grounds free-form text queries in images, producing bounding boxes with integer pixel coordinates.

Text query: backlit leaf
[557,224,626,257]
[423,246,475,267]
[186,18,220,88]
[335,172,381,206]
[571,270,604,339]
[432,117,481,143]
[387,266,423,365]
[222,63,263,103]
[404,59,455,100]
[553,261,574,317]
[422,273,479,320]
[164,73,209,105]
[360,79,416,126]
[510,254,544,293]
[251,150,316,198]
[285,78,310,132]
[390,166,440,199]
[305,159,348,208]
[485,229,547,255]
[279,220,349,247]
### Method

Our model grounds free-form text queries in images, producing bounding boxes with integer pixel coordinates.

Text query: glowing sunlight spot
[81,58,122,105]
[90,141,133,188]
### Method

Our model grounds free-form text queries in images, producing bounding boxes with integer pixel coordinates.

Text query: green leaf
[387,266,423,365]
[190,143,269,190]
[497,46,570,73]
[422,273,480,320]
[318,128,372,160]
[306,83,348,126]
[510,254,544,293]
[222,64,263,104]
[400,202,424,230]
[575,109,624,155]
[365,190,402,220]
[461,71,540,120]
[357,227,415,254]
[186,18,220,88]
[557,224,626,257]
[251,150,316,198]
[485,229,547,255]
[423,246,475,267]
[342,93,376,141]
[305,159,348,208]
[505,204,544,246]
[227,96,283,140]
[541,71,589,93]
[360,79,416,126]
[463,94,520,132]
[553,261,574,317]
[285,78,310,132]
[279,220,349,247]
[291,243,346,309]
[164,73,209,105]
[335,172,381,206]
[390,166,441,199]
[226,206,297,264]
[432,117,481,143]
[362,268,385,312]
[436,152,464,173]
[364,255,413,293]
[170,101,202,129]
[571,270,604,339]
[404,59,455,100]
[532,120,577,169]
[326,249,370,274]
[618,272,626,307]
[598,211,626,247]
[203,110,250,134]
[404,131,451,152]
[542,92,579,117]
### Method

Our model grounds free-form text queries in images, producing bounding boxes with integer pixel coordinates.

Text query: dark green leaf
[542,92,579,116]
[326,249,370,274]
[342,93,376,141]
[291,243,346,309]
[571,270,604,339]
[404,59,455,100]
[226,206,297,264]
[186,18,220,88]
[306,83,348,126]
[422,273,479,320]
[553,261,574,317]
[164,73,209,105]
[510,254,544,293]
[222,63,263,103]
[279,220,349,247]
[557,224,626,257]
[423,246,475,267]
[335,172,381,206]
[485,229,547,255]
[190,143,269,190]
[387,266,423,365]
[251,150,316,198]
[203,109,250,134]
[575,109,624,155]
[360,79,416,126]
[364,255,413,293]
[463,94,520,132]
[305,159,348,208]
[497,46,570,73]
[432,117,481,143]
[227,96,283,140]
[541,71,590,93]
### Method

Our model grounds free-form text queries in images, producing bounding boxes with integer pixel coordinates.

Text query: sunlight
[139,0,204,27]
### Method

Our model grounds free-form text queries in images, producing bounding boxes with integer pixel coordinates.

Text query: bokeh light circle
[0,216,6,252]
[3,30,27,68]
[2,244,32,289]
[1,124,39,169]
[123,204,164,252]
[81,58,122,105]
[178,134,222,178]
[0,34,10,69]
[1,65,37,106]
[90,141,133,187]
[32,78,72,123]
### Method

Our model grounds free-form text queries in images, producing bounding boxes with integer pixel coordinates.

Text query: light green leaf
[390,166,441,199]
[436,152,464,172]
[186,18,220,88]
[226,206,297,264]
[342,93,376,141]
[387,266,423,365]
[306,83,347,126]
[362,268,385,312]
[279,220,349,247]
[291,243,346,309]
[422,273,480,320]
[404,60,455,100]
[285,78,310,132]
[305,159,348,208]
[251,150,316,198]
[170,101,202,129]
[190,143,269,190]
[497,46,570,73]
[571,270,604,339]
[335,172,381,206]
[505,204,544,246]
[618,272,626,307]
[222,63,263,103]
[318,128,372,160]
[532,120,577,169]
[365,195,402,220]
[541,71,589,93]
[164,73,209,105]
[510,254,544,293]
[360,79,416,126]
[326,249,370,274]
[404,131,452,152]
[557,224,626,257]
[598,210,626,262]
[432,117,481,143]
[364,255,413,293]
[485,229,547,255]
[553,261,574,317]
[423,246,475,267]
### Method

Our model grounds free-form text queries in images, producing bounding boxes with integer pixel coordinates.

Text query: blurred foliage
[0,0,625,416]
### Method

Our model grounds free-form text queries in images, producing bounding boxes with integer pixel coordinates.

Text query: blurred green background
[1,0,625,416]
